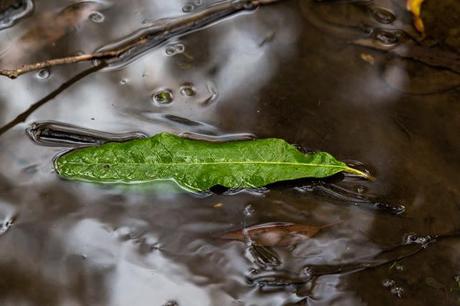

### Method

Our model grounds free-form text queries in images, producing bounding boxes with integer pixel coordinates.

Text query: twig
[0,39,145,79]
[0,0,286,79]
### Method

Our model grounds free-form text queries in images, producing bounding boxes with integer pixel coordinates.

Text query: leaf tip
[344,166,375,181]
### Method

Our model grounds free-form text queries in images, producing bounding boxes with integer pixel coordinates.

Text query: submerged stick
[0,0,286,79]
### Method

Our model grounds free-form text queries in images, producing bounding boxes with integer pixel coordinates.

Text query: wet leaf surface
[55,132,368,191]
[0,0,459,305]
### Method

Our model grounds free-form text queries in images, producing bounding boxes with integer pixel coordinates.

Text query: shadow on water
[0,0,459,305]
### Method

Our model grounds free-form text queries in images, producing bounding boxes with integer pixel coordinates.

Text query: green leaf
[54,132,369,192]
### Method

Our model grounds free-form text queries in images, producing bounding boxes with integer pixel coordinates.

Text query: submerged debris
[26,121,147,147]
[220,222,334,247]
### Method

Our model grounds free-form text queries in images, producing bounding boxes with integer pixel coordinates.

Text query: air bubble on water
[454,275,460,287]
[390,286,405,298]
[182,3,195,13]
[36,69,50,80]
[374,30,401,46]
[370,7,396,24]
[356,185,367,194]
[394,264,405,272]
[120,79,128,85]
[165,46,177,56]
[244,205,256,217]
[403,233,432,245]
[152,89,174,105]
[175,44,185,53]
[179,83,196,97]
[89,11,105,23]
[303,267,314,280]
[382,279,396,288]
[163,301,179,306]
[165,43,185,56]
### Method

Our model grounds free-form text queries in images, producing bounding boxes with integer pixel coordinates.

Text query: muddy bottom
[0,0,459,305]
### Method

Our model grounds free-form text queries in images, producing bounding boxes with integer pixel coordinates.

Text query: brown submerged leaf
[220,222,337,247]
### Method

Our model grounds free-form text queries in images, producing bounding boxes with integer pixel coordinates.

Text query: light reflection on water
[0,0,459,305]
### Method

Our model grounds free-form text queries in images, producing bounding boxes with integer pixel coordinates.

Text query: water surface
[0,0,459,305]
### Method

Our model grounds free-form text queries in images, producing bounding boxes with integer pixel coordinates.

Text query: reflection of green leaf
[55,133,369,192]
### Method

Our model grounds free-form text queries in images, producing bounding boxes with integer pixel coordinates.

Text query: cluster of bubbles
[151,83,196,106]
[403,233,432,246]
[382,279,405,298]
[165,43,185,56]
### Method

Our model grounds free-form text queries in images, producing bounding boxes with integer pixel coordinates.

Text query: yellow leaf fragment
[360,53,375,65]
[407,0,425,33]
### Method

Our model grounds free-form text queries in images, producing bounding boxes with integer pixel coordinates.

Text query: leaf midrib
[62,160,345,169]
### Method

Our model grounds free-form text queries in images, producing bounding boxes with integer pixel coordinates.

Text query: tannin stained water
[0,0,459,305]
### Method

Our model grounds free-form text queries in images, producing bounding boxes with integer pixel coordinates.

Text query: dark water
[0,0,459,305]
